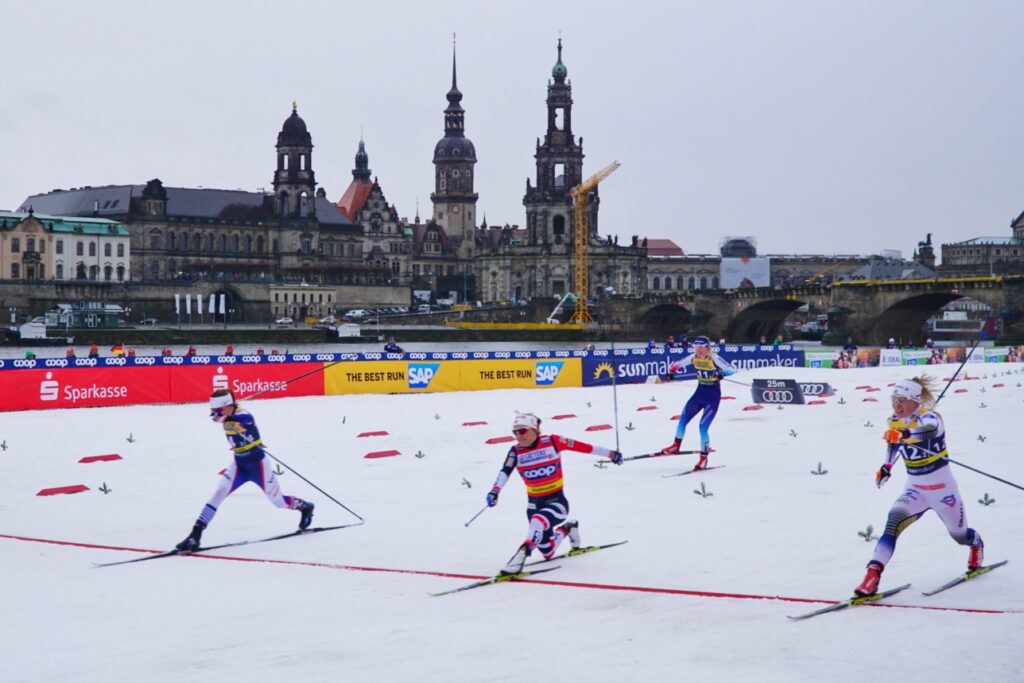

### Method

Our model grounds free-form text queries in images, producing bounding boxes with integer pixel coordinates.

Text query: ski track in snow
[2,364,1023,682]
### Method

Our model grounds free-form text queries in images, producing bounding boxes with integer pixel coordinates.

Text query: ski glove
[875,464,892,489]
[609,450,624,466]
[883,428,909,444]
[485,487,500,507]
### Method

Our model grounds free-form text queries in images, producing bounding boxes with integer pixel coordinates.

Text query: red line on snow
[0,533,1010,616]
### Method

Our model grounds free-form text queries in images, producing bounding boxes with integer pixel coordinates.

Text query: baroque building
[472,40,647,306]
[19,105,385,290]
[0,210,130,282]
[940,211,1024,276]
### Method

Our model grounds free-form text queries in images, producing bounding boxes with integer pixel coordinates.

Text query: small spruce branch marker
[273,464,285,476]
[415,450,425,459]
[461,478,471,488]
[811,462,828,475]
[978,493,995,506]
[625,422,635,431]
[99,482,112,495]
[789,429,798,438]
[858,524,877,542]
[693,482,713,498]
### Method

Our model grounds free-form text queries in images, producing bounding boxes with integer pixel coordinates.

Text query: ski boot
[854,561,884,597]
[558,519,581,550]
[694,443,710,470]
[500,542,530,576]
[968,538,984,571]
[298,501,315,530]
[659,439,682,455]
[175,522,206,552]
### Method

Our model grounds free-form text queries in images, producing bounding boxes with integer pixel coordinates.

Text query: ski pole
[947,457,1024,493]
[723,377,753,388]
[263,448,365,522]
[934,335,982,406]
[242,356,349,401]
[888,443,1024,495]
[464,505,488,528]
[610,340,620,452]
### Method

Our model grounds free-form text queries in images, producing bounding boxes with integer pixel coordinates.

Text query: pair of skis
[622,450,724,478]
[430,541,627,597]
[788,560,1008,620]
[93,522,361,567]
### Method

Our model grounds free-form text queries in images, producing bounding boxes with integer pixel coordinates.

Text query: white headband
[209,393,234,409]
[512,411,540,431]
[891,379,922,402]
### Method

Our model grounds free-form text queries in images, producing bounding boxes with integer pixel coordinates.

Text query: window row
[650,275,719,290]
[10,263,126,281]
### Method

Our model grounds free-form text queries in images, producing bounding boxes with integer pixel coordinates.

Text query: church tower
[430,43,478,259]
[523,39,592,248]
[273,103,316,218]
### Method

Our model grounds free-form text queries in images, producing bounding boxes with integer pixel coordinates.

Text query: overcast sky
[2,1,1022,260]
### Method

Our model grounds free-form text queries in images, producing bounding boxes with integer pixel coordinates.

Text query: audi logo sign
[750,378,806,405]
[798,382,833,396]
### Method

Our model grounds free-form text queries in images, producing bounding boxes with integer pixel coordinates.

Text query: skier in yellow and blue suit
[658,336,735,469]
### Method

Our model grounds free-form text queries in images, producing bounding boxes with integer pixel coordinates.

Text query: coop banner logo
[535,362,564,386]
[408,363,441,389]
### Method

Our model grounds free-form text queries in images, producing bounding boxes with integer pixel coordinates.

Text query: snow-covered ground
[2,364,1021,682]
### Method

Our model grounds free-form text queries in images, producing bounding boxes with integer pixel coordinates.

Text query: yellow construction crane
[570,160,621,323]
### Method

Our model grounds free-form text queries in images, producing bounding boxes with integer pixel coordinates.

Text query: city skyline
[3,1,1023,260]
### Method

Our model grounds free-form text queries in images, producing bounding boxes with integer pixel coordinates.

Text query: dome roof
[552,38,568,83]
[278,104,312,146]
[720,238,757,258]
[433,136,476,162]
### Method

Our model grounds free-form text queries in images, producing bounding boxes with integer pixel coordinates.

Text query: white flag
[219,294,226,315]
[174,294,180,314]
[196,294,203,315]
[208,294,215,314]
[185,295,192,315]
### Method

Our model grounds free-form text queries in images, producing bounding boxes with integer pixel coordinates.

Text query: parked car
[344,309,370,320]
[139,318,159,326]
[275,316,294,326]
[417,304,432,314]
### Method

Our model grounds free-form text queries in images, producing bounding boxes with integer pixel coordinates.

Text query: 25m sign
[750,378,806,405]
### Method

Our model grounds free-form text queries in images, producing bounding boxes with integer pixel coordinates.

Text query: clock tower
[430,42,478,260]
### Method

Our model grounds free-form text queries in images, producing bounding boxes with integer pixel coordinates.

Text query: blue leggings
[674,388,721,449]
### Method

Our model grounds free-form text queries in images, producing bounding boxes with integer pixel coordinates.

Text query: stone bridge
[596,276,1024,344]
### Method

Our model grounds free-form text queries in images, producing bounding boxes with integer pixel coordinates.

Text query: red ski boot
[659,439,681,455]
[968,541,985,571]
[854,561,884,597]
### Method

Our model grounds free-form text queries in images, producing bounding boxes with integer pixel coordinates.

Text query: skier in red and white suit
[486,411,622,575]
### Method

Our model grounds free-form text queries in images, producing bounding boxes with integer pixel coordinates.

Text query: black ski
[922,560,1008,596]
[787,583,912,620]
[525,540,629,566]
[430,566,561,597]
[662,465,726,478]
[94,523,362,568]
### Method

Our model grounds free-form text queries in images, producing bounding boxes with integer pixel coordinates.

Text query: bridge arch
[636,303,692,335]
[872,292,965,345]
[726,298,808,343]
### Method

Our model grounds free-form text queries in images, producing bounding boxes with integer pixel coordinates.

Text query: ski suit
[194,409,304,527]
[669,351,734,450]
[491,434,612,559]
[869,406,981,567]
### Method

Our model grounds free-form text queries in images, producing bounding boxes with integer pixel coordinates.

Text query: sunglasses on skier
[512,428,530,435]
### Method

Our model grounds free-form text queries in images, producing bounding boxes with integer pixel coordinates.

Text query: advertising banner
[323,360,461,395]
[458,359,581,391]
[0,366,171,411]
[582,347,804,387]
[169,361,326,403]
[720,257,771,289]
[805,351,836,369]
[902,350,931,366]
[750,378,806,405]
[879,349,902,367]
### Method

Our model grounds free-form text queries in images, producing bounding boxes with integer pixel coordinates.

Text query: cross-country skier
[658,335,735,469]
[485,411,623,575]
[174,388,315,551]
[853,377,985,596]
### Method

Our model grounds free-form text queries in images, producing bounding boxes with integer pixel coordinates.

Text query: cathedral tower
[430,43,478,259]
[523,39,594,248]
[273,103,316,218]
